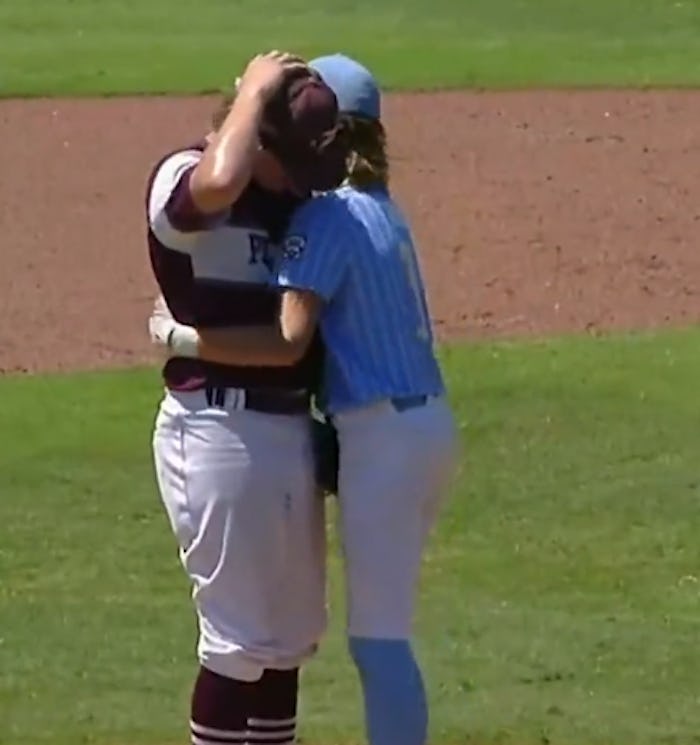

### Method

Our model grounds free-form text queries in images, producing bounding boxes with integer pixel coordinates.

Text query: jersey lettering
[248,233,275,272]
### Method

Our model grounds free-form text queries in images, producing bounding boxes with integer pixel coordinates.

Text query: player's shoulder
[330,184,372,210]
[151,145,204,177]
[146,144,205,216]
[293,189,350,222]
[286,190,353,241]
[147,143,205,192]
[280,192,350,260]
[332,184,390,222]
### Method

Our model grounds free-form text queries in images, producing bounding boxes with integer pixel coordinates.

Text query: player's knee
[346,576,416,639]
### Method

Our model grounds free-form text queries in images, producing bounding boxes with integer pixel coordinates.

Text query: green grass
[3,0,700,95]
[2,329,700,744]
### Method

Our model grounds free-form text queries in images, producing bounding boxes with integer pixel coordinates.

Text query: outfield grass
[1,330,699,745]
[3,0,700,95]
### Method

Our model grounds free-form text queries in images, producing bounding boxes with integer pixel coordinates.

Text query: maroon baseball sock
[247,668,299,744]
[190,665,255,744]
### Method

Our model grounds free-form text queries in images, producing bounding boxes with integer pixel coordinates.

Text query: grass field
[3,0,700,95]
[2,0,700,743]
[2,333,700,744]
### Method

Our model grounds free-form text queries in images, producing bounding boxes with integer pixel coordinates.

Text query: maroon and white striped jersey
[146,145,322,392]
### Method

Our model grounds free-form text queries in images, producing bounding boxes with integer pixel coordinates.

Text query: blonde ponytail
[342,115,389,189]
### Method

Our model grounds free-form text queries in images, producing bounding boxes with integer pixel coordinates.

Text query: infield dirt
[1,90,698,374]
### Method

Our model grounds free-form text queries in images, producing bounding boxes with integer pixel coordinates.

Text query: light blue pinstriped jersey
[275,185,445,413]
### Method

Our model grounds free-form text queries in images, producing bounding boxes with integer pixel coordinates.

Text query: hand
[148,294,176,350]
[148,295,201,359]
[237,50,307,103]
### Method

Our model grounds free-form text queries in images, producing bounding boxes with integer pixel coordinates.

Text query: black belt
[204,386,310,415]
[391,395,429,412]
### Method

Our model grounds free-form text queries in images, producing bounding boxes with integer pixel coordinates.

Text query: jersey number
[398,240,430,342]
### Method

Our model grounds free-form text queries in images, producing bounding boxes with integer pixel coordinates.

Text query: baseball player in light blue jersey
[150,54,457,745]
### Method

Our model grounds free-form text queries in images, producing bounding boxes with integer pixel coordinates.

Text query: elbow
[278,336,310,366]
[279,343,306,366]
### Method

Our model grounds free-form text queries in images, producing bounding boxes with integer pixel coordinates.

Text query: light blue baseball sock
[348,636,428,745]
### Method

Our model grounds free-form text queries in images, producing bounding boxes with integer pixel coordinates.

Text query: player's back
[338,185,433,341]
[279,185,445,411]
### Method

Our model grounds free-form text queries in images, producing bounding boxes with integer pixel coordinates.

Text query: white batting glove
[148,295,200,359]
[148,294,175,346]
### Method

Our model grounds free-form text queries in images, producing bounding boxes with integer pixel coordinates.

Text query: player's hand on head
[237,50,307,103]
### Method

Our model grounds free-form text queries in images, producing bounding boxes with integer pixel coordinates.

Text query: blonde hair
[342,115,389,189]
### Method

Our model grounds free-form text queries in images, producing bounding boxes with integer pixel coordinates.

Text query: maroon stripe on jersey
[145,144,325,393]
[147,233,196,324]
[165,167,226,233]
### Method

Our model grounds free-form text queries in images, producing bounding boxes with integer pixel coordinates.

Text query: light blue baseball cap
[309,54,381,120]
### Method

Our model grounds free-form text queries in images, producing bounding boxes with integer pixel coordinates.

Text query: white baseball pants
[152,389,327,681]
[334,396,457,639]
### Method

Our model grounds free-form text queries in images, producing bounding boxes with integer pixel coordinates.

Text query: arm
[189,91,264,214]
[198,290,321,365]
[189,51,306,214]
[153,290,322,366]
[149,197,347,363]
[148,51,307,247]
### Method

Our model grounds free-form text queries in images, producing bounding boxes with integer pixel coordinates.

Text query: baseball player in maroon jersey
[146,51,346,745]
